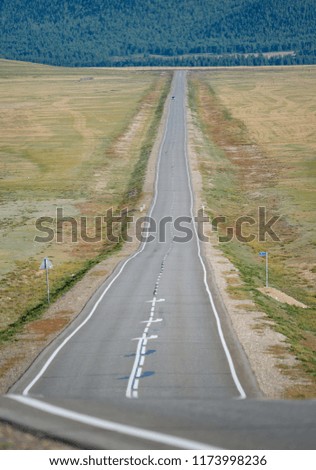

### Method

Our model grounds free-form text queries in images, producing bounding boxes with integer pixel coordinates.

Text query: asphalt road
[2,71,315,450]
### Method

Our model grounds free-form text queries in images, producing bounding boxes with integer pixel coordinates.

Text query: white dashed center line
[126,258,168,399]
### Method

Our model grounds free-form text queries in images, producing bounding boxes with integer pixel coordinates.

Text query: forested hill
[1,0,316,67]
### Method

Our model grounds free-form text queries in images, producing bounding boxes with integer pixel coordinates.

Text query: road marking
[182,77,247,400]
[128,333,158,398]
[126,282,161,399]
[126,244,170,399]
[139,356,145,367]
[7,394,217,450]
[132,335,158,341]
[127,337,145,399]
[141,318,163,324]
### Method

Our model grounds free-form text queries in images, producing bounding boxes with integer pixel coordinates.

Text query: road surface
[2,71,315,450]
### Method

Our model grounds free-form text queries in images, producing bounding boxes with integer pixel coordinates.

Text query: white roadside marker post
[40,257,53,304]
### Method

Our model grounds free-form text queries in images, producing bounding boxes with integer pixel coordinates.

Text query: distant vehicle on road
[171,96,175,100]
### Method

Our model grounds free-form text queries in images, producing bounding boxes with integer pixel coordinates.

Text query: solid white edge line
[22,73,175,398]
[182,71,247,400]
[7,394,218,450]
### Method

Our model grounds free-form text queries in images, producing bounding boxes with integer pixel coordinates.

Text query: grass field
[0,60,171,336]
[189,67,316,395]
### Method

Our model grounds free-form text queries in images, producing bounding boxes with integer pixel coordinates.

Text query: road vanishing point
[1,71,315,450]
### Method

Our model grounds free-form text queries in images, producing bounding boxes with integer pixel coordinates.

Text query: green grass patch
[0,242,122,344]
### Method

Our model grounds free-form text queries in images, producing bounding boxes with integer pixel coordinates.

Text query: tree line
[1,0,316,67]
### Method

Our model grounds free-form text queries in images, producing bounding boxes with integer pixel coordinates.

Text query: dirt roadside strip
[258,287,309,309]
[0,72,310,448]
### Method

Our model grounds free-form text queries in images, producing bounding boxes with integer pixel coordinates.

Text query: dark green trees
[1,0,315,66]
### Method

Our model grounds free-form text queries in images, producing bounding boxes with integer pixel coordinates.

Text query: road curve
[3,71,316,450]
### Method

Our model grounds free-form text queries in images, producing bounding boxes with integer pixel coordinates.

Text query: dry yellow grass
[189,67,316,303]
